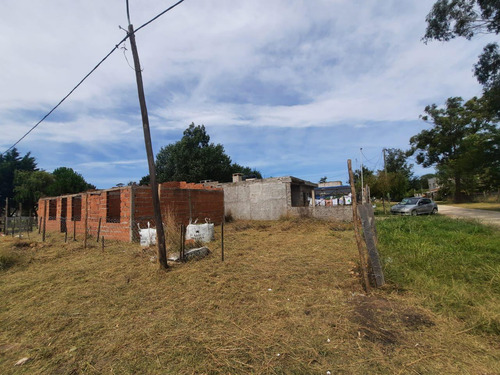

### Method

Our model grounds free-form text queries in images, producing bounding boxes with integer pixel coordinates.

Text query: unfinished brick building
[37,182,224,242]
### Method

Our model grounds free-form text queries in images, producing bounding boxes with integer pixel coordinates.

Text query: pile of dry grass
[0,220,499,374]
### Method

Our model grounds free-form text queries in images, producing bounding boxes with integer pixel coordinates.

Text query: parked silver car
[390,197,438,216]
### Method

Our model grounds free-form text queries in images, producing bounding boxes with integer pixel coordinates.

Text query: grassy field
[377,216,500,335]
[1,218,499,374]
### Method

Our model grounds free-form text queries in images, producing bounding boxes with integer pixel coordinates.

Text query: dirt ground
[438,205,500,227]
[1,219,499,374]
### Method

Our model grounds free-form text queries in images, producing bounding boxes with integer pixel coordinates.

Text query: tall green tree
[410,96,499,201]
[0,148,37,212]
[424,0,500,111]
[230,163,262,179]
[385,148,413,178]
[48,167,95,196]
[13,170,55,212]
[150,123,261,183]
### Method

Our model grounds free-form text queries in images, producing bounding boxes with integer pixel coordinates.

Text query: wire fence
[2,217,37,237]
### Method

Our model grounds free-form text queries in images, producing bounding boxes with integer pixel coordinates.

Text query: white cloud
[0,0,490,187]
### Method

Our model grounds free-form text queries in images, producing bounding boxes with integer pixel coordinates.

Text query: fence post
[3,197,8,235]
[101,236,104,252]
[84,193,89,249]
[43,200,48,242]
[358,203,385,287]
[348,159,371,292]
[73,220,76,241]
[96,217,101,243]
[179,224,184,262]
[221,221,225,262]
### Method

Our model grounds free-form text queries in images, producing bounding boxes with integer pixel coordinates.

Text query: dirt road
[438,205,500,227]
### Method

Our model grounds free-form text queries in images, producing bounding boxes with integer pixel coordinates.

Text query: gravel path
[438,205,500,227]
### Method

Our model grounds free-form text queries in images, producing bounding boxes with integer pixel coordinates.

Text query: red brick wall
[134,184,224,228]
[37,183,223,242]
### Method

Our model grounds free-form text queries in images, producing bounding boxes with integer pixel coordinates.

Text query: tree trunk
[454,174,462,203]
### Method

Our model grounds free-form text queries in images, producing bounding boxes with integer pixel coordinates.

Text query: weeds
[0,250,21,271]
[377,215,500,335]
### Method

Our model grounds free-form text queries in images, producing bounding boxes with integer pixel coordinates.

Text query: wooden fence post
[179,224,184,262]
[358,203,385,287]
[84,193,89,249]
[221,221,225,262]
[73,220,76,241]
[43,200,47,242]
[3,197,8,235]
[96,217,101,243]
[348,159,371,292]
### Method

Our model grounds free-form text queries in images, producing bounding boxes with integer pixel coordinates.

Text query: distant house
[427,177,440,199]
[318,180,342,188]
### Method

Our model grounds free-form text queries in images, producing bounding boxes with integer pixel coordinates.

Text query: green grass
[377,215,500,335]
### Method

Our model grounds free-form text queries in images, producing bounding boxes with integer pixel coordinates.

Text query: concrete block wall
[223,178,290,220]
[288,206,353,221]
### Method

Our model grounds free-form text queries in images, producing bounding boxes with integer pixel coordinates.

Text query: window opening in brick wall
[72,195,82,221]
[48,199,57,220]
[60,198,67,233]
[107,191,121,223]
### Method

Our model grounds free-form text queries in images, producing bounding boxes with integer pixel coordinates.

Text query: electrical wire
[2,0,187,155]
[135,0,185,33]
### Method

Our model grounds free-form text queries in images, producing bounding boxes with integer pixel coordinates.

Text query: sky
[0,0,493,188]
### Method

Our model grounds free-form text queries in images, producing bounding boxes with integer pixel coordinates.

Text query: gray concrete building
[209,175,352,221]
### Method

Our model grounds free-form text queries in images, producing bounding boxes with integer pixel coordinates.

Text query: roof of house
[314,185,351,196]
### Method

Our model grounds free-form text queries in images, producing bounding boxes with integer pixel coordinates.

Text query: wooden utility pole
[348,159,371,292]
[128,23,168,269]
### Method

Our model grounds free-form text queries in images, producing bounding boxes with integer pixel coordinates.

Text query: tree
[47,167,95,196]
[410,96,499,201]
[319,176,328,183]
[231,163,262,179]
[150,123,261,183]
[424,0,500,111]
[385,148,413,178]
[14,170,55,212]
[0,148,37,212]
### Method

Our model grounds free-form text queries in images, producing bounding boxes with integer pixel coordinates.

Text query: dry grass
[1,219,499,374]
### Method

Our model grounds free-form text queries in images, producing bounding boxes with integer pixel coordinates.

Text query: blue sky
[0,0,492,188]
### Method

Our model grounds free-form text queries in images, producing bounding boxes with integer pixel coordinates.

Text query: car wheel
[431,208,437,215]
[411,210,417,216]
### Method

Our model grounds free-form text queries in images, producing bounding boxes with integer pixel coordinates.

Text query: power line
[2,0,187,155]
[2,36,127,155]
[135,0,185,33]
